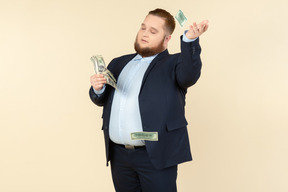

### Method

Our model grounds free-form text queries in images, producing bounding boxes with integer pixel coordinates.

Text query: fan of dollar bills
[90,55,117,89]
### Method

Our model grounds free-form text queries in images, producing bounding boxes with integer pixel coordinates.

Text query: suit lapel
[140,50,169,91]
[108,54,137,102]
[114,54,137,79]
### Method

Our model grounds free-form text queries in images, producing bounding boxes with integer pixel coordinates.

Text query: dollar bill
[91,55,106,74]
[105,75,117,89]
[131,132,158,141]
[90,55,117,89]
[175,9,187,27]
[103,68,116,83]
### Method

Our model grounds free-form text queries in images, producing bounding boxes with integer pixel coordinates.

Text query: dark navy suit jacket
[89,37,202,169]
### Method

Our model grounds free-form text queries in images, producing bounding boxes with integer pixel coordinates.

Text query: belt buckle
[124,145,135,149]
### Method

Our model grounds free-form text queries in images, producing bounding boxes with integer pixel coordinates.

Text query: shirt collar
[133,54,158,62]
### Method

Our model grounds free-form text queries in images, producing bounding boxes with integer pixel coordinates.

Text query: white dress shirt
[94,32,196,146]
[109,54,156,146]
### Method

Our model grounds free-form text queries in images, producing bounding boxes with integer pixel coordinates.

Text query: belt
[114,143,145,150]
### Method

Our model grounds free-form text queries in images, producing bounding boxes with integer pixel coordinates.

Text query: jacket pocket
[166,117,188,131]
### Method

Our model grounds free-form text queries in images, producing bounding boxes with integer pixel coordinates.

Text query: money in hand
[90,55,117,89]
[175,9,187,27]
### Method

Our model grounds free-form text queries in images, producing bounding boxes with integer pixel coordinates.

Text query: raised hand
[185,20,209,40]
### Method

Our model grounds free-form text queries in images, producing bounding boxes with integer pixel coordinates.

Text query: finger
[92,80,106,90]
[97,76,107,81]
[94,84,104,91]
[200,20,209,25]
[197,24,204,34]
[200,20,209,32]
[90,75,97,84]
[188,25,194,33]
[188,23,196,34]
[95,79,107,85]
[99,80,107,85]
[90,74,97,79]
[203,24,209,32]
[91,76,106,86]
[91,74,105,81]
[192,22,198,33]
[95,74,104,78]
[91,74,102,82]
[199,21,209,33]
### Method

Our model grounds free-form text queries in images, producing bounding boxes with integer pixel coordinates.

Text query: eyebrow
[141,23,159,33]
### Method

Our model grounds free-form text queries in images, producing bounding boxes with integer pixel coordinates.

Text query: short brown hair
[148,8,176,35]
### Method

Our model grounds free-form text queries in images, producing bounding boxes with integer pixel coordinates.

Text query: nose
[142,29,148,37]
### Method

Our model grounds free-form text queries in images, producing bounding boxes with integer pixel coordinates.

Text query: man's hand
[185,20,209,40]
[90,74,106,91]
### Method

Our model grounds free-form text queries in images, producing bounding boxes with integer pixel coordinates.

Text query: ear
[164,35,172,47]
[165,35,172,42]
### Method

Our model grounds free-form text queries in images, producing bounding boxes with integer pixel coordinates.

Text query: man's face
[134,14,171,57]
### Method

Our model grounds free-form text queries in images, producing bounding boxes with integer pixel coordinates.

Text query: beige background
[1,0,287,191]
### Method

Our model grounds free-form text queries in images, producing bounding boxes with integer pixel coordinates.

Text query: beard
[134,36,166,57]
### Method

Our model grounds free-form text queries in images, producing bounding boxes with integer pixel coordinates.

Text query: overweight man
[89,8,208,192]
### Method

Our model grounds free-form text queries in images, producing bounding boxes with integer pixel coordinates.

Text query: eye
[141,24,146,31]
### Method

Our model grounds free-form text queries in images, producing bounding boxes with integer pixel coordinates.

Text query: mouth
[141,39,148,43]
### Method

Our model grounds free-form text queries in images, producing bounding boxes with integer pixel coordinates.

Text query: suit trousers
[110,142,178,192]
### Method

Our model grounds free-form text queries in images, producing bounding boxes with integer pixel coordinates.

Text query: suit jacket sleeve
[175,37,202,89]
[89,86,107,106]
